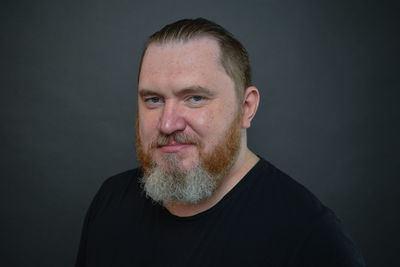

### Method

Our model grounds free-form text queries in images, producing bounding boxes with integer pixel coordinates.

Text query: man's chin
[141,162,219,204]
[155,158,198,175]
[152,150,199,171]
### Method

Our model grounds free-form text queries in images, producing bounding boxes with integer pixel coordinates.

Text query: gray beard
[141,155,223,204]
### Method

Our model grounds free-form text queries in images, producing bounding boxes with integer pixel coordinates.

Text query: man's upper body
[76,18,365,266]
[76,158,364,267]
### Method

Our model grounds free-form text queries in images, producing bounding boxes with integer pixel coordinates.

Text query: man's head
[136,18,259,204]
[138,18,251,102]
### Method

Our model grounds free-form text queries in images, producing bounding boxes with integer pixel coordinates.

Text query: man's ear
[241,86,260,128]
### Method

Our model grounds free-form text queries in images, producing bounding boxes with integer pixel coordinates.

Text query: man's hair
[138,18,252,101]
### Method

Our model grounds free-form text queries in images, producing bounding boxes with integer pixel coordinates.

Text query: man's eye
[144,97,163,108]
[188,96,204,103]
[146,97,161,103]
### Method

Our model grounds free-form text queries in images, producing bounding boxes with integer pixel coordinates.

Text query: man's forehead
[139,38,229,86]
[143,37,221,65]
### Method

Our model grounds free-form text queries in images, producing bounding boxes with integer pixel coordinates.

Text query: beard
[135,111,242,204]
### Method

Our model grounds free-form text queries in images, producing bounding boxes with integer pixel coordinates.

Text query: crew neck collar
[159,157,269,221]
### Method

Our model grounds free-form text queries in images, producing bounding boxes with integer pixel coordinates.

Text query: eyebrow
[138,89,160,98]
[177,86,216,98]
[139,86,216,98]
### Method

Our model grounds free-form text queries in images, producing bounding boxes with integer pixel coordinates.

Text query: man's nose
[158,101,186,135]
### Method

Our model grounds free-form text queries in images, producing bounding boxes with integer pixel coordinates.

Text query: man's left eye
[188,96,204,102]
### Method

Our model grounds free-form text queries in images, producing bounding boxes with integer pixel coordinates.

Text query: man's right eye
[144,97,164,108]
[146,97,161,103]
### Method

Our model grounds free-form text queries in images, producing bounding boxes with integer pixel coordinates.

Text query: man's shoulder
[85,168,145,218]
[255,158,327,219]
[254,159,366,266]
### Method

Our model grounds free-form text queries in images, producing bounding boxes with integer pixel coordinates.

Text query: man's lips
[158,142,193,153]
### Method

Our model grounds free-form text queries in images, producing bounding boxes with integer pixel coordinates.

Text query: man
[76,18,365,266]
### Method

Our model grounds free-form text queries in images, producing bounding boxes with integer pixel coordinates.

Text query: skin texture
[137,37,260,216]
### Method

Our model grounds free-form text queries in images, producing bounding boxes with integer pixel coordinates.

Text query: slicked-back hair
[138,18,252,101]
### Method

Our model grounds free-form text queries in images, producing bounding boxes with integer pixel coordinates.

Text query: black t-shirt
[76,158,365,267]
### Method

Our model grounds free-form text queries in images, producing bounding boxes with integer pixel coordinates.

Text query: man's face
[136,38,243,202]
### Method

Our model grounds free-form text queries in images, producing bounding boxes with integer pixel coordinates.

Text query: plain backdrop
[1,0,399,266]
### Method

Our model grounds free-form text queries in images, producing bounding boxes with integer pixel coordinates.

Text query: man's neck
[163,149,259,217]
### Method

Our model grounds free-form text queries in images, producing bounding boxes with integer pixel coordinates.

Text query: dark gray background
[1,0,399,266]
